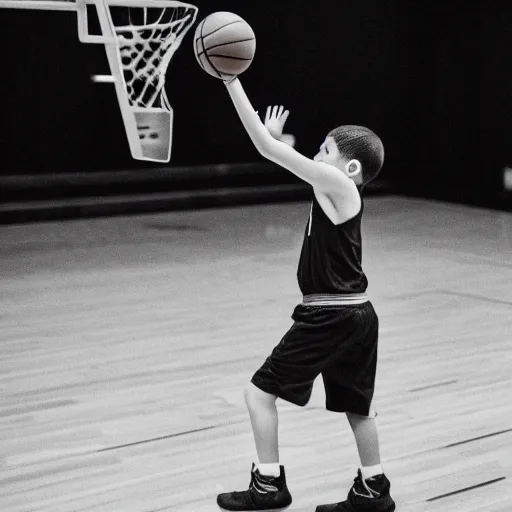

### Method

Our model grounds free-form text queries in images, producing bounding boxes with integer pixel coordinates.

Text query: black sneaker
[315,469,396,511]
[217,463,292,511]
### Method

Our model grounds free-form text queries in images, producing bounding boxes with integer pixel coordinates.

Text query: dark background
[1,0,511,213]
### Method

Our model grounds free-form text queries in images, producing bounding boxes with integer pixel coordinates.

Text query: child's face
[314,137,343,167]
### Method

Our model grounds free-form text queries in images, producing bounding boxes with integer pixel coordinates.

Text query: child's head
[314,125,384,186]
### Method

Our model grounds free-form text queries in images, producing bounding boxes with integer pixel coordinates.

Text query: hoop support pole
[0,1,77,10]
[0,0,198,10]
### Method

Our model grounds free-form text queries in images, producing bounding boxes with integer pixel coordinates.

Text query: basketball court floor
[1,195,511,511]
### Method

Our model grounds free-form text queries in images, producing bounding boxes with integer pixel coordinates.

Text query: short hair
[327,125,384,186]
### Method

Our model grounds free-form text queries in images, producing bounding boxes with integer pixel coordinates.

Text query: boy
[217,78,395,512]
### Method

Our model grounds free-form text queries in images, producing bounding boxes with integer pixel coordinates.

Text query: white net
[0,0,197,111]
[110,4,197,110]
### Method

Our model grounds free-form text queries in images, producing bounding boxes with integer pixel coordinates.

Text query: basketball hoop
[0,0,198,163]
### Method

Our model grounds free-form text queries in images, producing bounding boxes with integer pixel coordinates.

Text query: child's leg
[244,382,279,463]
[346,410,383,478]
[316,410,395,511]
[216,383,292,510]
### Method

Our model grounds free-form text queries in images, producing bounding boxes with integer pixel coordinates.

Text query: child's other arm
[224,78,352,195]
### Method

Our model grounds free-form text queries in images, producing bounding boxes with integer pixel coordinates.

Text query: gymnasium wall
[1,1,511,204]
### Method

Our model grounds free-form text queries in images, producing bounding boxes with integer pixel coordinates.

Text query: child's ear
[345,159,362,177]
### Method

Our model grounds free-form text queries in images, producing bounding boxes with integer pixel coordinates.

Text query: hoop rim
[0,0,198,10]
[88,0,198,8]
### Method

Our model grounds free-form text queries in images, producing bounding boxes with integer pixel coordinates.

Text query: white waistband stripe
[302,293,369,306]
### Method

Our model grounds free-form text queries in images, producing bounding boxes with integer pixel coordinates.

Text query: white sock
[257,463,281,477]
[361,464,383,480]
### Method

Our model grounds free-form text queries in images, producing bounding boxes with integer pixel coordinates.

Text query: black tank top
[297,193,368,295]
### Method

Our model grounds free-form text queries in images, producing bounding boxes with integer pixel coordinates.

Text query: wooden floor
[1,196,511,512]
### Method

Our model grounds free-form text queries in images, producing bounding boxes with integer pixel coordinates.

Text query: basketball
[193,12,256,80]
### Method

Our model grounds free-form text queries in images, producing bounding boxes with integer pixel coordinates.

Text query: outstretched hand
[264,105,290,140]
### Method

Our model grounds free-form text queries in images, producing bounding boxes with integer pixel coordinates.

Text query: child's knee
[244,382,276,410]
[346,409,378,422]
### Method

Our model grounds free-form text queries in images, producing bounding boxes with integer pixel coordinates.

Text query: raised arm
[224,78,353,194]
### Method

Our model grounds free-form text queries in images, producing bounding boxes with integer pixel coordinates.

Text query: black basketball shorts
[251,301,379,416]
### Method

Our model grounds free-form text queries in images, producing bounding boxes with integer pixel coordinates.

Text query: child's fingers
[281,110,290,125]
[264,106,271,123]
[272,105,279,119]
